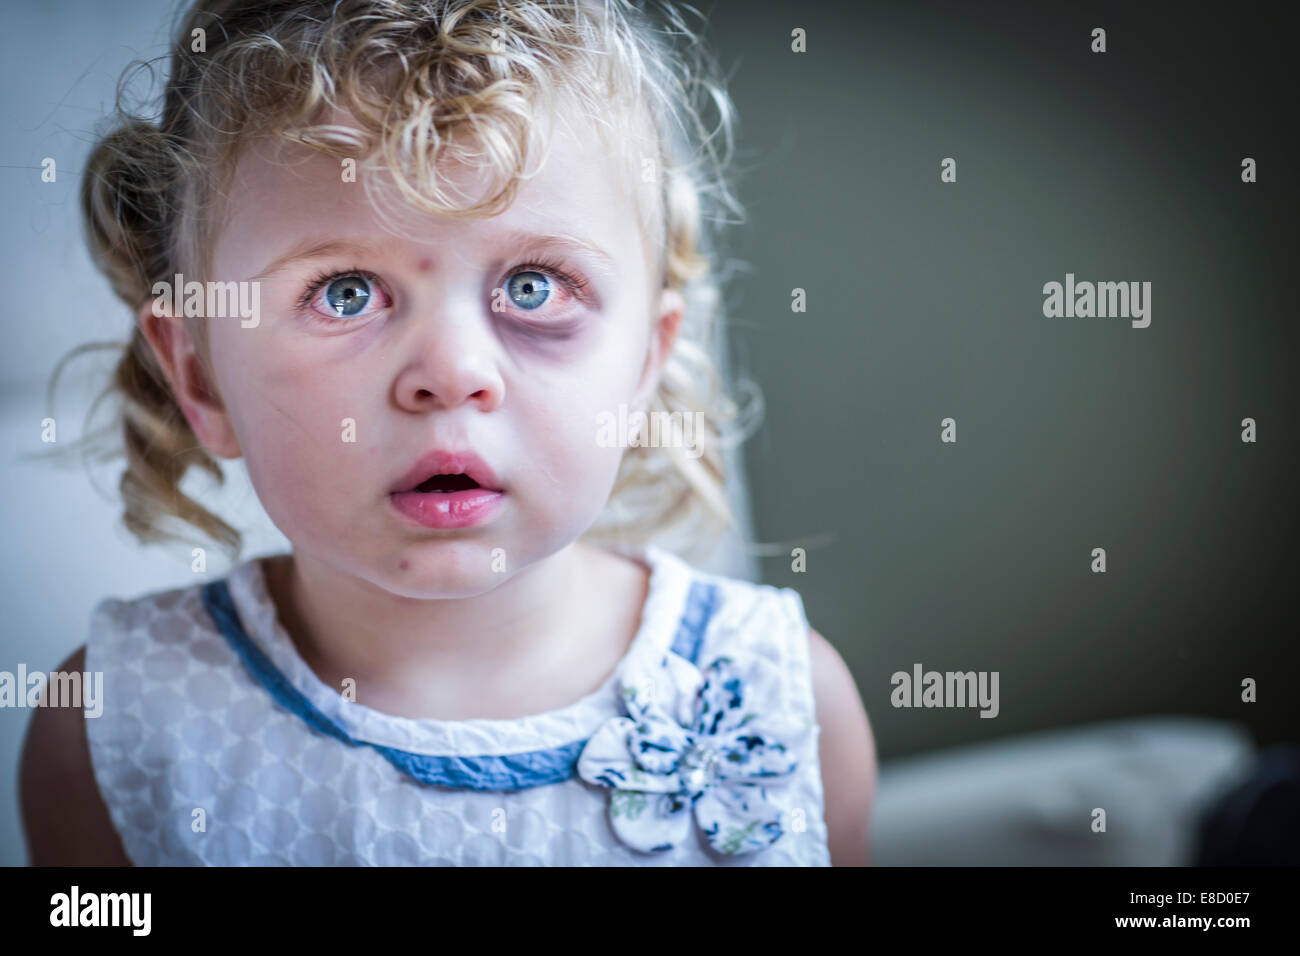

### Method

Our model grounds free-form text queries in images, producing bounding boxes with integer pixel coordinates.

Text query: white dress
[83,544,832,866]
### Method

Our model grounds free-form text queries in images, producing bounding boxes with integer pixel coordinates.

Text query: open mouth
[412,473,481,493]
[389,467,505,529]
[390,449,503,497]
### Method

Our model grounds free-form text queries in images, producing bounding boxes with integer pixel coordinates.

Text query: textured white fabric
[83,544,831,866]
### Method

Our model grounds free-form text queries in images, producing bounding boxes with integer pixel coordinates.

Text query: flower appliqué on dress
[577,652,812,856]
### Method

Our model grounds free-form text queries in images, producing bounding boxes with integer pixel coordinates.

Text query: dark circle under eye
[324,276,372,317]
[506,270,551,310]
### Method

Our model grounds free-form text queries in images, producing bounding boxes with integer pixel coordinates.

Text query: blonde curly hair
[52,0,759,565]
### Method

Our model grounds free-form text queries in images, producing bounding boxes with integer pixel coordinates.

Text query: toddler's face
[179,112,681,597]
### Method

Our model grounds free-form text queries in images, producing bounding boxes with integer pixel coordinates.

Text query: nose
[393,312,505,414]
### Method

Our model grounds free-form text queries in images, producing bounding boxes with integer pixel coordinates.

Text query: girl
[20,0,875,866]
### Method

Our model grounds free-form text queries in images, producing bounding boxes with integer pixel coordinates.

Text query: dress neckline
[215,543,694,759]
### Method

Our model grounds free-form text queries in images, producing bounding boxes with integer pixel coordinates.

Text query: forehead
[212,102,660,281]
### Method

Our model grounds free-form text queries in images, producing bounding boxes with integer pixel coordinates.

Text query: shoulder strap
[667,579,723,665]
[675,572,813,681]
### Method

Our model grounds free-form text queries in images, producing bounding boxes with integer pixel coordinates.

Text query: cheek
[515,335,645,500]
[213,330,380,528]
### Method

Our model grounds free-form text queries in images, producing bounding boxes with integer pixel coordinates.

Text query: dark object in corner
[1193,744,1300,866]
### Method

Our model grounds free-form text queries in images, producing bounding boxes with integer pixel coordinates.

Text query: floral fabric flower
[577,652,812,856]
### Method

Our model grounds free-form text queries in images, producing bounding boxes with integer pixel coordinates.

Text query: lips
[390,449,504,495]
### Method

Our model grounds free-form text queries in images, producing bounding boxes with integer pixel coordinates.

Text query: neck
[266,542,589,714]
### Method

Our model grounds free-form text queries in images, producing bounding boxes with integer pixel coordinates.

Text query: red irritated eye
[497,259,593,338]
[297,268,389,322]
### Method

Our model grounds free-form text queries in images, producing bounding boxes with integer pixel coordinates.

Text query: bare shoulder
[18,645,132,866]
[807,626,877,866]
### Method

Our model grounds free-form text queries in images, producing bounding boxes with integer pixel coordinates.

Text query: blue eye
[324,275,372,317]
[506,270,551,310]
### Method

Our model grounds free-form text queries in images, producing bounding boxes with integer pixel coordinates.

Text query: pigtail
[40,115,241,560]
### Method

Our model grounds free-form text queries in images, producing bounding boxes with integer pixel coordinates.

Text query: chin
[383,539,512,599]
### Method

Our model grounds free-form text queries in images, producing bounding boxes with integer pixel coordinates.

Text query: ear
[631,287,685,411]
[137,299,242,459]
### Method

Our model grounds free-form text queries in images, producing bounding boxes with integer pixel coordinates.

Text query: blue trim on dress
[200,570,722,791]
[669,581,720,665]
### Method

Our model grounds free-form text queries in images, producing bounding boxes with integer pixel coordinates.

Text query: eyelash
[295,256,592,322]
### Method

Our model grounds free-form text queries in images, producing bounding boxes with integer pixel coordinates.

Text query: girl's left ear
[632,287,685,410]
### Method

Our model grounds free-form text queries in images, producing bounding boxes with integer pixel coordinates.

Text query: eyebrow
[247,238,393,282]
[248,230,617,282]
[499,229,617,276]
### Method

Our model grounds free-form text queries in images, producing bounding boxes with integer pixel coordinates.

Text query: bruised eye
[323,275,373,317]
[506,270,551,310]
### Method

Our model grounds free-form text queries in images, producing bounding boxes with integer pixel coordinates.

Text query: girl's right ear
[136,299,242,460]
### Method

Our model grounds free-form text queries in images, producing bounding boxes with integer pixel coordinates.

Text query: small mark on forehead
[417,258,434,272]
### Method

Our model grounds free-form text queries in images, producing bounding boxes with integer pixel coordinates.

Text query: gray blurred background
[720,0,1298,757]
[2,0,1296,865]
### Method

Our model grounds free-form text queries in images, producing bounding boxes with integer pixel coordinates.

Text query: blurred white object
[872,716,1256,866]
